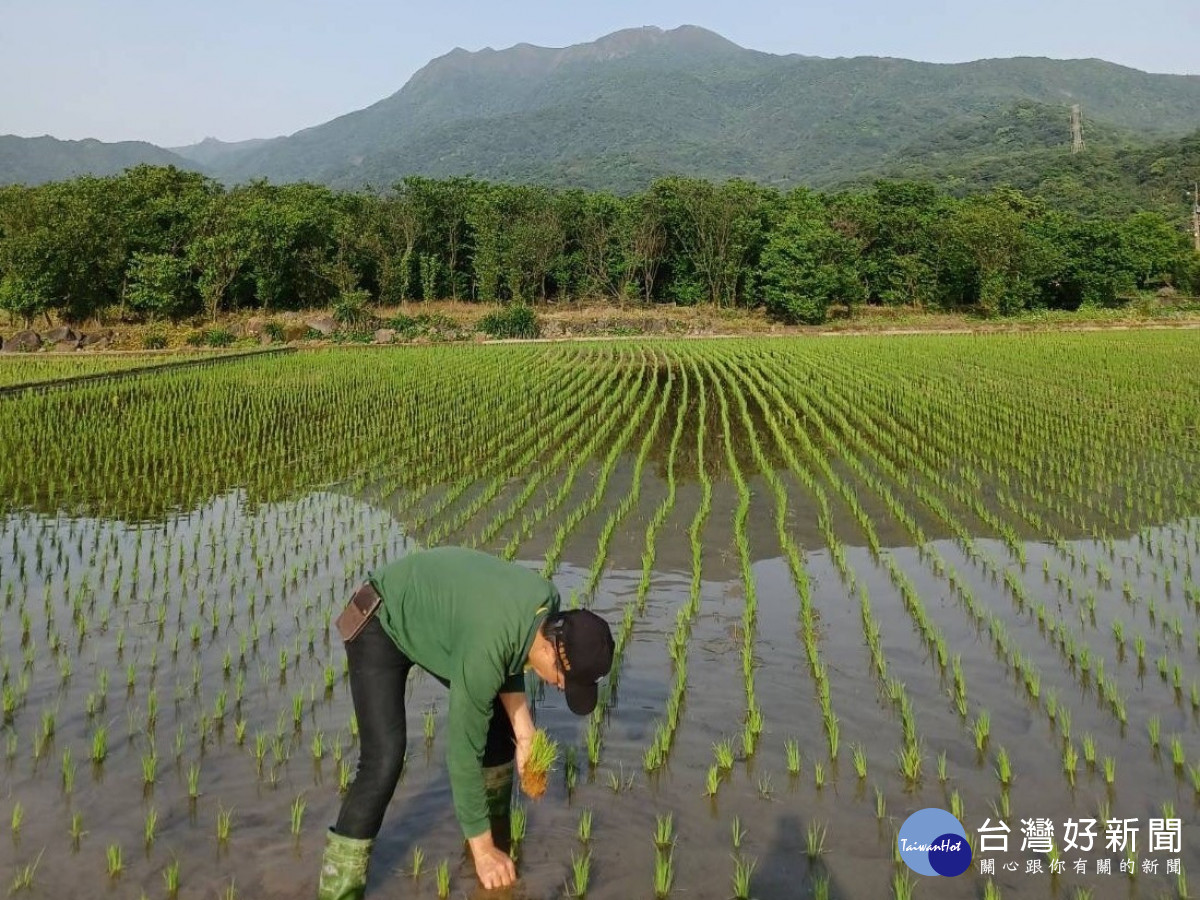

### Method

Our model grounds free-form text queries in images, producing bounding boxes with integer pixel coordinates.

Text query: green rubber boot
[482,761,515,854]
[318,828,372,900]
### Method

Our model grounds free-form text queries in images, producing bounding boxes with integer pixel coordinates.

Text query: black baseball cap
[546,610,614,716]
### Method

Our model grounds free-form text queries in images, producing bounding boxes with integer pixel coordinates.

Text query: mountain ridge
[4,25,1200,191]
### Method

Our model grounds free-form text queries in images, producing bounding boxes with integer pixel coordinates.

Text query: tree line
[1,165,1196,327]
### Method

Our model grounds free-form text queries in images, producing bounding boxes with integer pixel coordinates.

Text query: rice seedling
[216,804,233,843]
[410,845,424,879]
[704,765,721,798]
[290,794,306,836]
[520,729,558,799]
[106,842,123,879]
[805,820,827,860]
[654,813,674,850]
[9,849,44,893]
[567,850,592,897]
[785,738,801,775]
[511,805,527,847]
[731,816,746,850]
[813,761,825,789]
[852,743,867,779]
[713,738,735,771]
[994,746,1012,787]
[730,854,757,900]
[892,869,915,900]
[435,860,450,899]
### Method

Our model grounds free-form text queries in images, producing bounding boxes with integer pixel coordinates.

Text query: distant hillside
[842,103,1200,223]
[169,136,278,168]
[0,135,201,185]
[186,25,1200,191]
[4,25,1200,200]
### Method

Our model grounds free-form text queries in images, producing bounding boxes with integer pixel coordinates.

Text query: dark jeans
[334,615,516,840]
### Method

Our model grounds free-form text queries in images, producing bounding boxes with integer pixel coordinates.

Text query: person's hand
[515,733,532,781]
[469,833,517,890]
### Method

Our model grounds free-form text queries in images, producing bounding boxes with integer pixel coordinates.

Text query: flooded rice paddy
[1,333,1198,899]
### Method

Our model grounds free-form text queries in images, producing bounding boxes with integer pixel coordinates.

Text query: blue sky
[2,0,1196,147]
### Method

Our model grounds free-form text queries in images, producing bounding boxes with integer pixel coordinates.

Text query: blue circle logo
[898,808,972,877]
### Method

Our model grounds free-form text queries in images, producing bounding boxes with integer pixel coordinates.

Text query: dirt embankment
[5,300,1200,353]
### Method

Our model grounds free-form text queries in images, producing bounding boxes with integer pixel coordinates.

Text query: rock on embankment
[1,327,113,352]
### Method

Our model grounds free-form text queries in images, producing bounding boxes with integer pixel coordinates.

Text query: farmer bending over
[318,546,614,898]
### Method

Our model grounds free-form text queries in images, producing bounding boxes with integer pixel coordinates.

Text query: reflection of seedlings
[653,847,674,898]
[812,874,830,900]
[983,879,1001,900]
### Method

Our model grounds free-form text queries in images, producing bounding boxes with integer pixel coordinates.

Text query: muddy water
[1,466,1197,900]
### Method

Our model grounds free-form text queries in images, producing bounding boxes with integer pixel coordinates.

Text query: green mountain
[176,25,1200,192]
[845,101,1200,222]
[0,135,202,185]
[4,25,1200,201]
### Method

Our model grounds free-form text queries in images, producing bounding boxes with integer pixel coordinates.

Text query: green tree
[759,189,865,324]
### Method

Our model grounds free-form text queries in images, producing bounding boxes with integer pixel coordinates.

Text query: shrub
[142,332,167,350]
[477,304,541,340]
[184,331,205,347]
[203,328,235,347]
[333,290,373,330]
[262,321,285,343]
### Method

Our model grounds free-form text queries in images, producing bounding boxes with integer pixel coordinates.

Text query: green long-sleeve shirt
[367,547,559,837]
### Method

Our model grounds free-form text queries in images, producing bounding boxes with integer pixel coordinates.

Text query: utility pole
[1193,182,1200,252]
[1070,104,1084,154]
